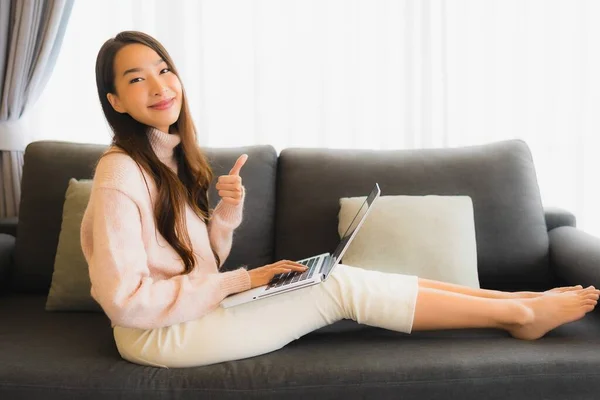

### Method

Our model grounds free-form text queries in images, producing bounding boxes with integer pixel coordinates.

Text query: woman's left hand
[216,154,248,206]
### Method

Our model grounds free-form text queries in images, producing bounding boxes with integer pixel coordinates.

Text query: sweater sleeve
[85,186,251,330]
[208,185,246,269]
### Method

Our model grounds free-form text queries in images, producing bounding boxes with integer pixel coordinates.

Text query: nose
[153,85,169,96]
[149,76,169,96]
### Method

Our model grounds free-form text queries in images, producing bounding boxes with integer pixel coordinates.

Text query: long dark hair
[95,30,220,273]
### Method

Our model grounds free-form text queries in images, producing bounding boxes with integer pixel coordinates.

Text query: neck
[147,127,181,160]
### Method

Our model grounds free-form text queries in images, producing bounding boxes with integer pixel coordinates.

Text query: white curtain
[25,0,600,236]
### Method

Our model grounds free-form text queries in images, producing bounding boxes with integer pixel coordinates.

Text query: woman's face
[107,43,183,133]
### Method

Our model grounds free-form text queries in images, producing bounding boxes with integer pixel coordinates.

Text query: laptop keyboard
[266,257,319,290]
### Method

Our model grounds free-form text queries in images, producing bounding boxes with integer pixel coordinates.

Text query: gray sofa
[1,138,600,400]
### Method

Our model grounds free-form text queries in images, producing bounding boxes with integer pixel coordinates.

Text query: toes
[578,286,597,295]
[584,304,596,313]
[569,285,584,290]
[564,286,582,292]
[548,286,580,294]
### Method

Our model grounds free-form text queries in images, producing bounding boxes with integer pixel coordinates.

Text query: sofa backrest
[274,139,552,291]
[11,141,277,294]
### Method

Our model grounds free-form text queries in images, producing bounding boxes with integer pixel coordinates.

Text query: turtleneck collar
[147,127,182,160]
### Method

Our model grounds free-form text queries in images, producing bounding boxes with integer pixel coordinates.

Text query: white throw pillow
[338,195,480,288]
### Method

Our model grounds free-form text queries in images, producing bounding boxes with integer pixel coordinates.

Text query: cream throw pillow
[46,178,101,311]
[338,195,480,288]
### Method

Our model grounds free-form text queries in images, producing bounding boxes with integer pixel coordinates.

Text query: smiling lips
[149,97,175,110]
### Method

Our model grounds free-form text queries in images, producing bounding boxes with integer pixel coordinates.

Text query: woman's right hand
[247,260,308,289]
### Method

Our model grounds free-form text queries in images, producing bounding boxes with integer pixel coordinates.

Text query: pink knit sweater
[80,128,251,330]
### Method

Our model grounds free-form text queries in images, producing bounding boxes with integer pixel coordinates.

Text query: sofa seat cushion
[1,295,600,399]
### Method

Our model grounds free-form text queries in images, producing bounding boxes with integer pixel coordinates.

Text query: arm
[208,185,246,269]
[544,206,576,231]
[549,226,600,288]
[0,217,18,237]
[0,233,15,293]
[85,187,250,330]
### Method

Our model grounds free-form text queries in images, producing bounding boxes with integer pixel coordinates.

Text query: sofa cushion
[338,194,479,288]
[275,140,551,291]
[1,295,600,400]
[46,178,100,311]
[11,141,278,294]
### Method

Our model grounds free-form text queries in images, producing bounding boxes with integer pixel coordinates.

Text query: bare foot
[515,285,584,299]
[544,285,585,295]
[506,286,599,340]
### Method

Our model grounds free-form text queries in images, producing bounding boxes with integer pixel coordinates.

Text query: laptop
[220,183,381,308]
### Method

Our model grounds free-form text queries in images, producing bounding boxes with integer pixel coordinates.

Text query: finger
[273,264,307,272]
[273,268,291,276]
[275,260,307,269]
[229,154,248,176]
[218,175,242,184]
[218,190,243,199]
[216,182,242,191]
[284,261,308,268]
[294,262,308,267]
[287,263,308,271]
[273,260,305,270]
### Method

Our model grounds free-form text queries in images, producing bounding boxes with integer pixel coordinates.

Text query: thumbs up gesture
[216,154,248,206]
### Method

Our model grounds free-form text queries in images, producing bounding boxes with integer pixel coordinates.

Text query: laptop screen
[321,183,380,276]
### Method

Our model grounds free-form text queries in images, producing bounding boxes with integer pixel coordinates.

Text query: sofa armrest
[549,226,600,288]
[0,217,18,237]
[544,207,576,231]
[0,233,16,292]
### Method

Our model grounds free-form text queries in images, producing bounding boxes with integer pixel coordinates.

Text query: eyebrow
[122,58,166,76]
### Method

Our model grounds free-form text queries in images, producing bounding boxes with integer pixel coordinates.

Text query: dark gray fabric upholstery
[0,217,18,237]
[544,207,577,231]
[12,141,113,293]
[1,295,600,400]
[275,139,551,291]
[11,141,277,293]
[549,226,600,288]
[204,145,278,272]
[4,139,600,399]
[0,233,14,291]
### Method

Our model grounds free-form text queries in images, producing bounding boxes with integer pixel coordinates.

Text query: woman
[81,31,599,368]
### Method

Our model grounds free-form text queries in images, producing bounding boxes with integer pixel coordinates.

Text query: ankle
[509,300,535,326]
[511,291,538,299]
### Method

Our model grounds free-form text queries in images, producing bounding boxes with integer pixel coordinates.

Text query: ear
[107,93,126,114]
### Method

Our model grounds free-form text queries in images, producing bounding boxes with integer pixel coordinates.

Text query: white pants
[113,264,419,368]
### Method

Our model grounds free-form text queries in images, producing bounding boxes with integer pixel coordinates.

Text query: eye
[129,77,143,84]
[160,68,171,74]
